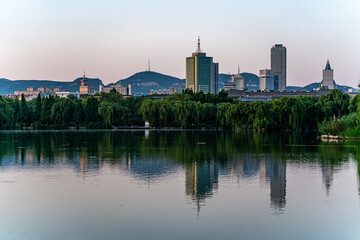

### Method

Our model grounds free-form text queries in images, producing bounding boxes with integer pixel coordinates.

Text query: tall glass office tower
[271,44,287,91]
[186,38,219,94]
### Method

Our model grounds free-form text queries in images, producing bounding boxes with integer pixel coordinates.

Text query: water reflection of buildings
[74,151,100,179]
[122,155,178,185]
[255,155,286,211]
[0,147,101,178]
[2,131,358,213]
[225,154,287,211]
[185,160,218,214]
[321,163,334,196]
[266,159,286,210]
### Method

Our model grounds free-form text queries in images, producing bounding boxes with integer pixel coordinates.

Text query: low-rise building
[223,82,236,91]
[55,91,81,99]
[14,87,59,96]
[259,69,275,90]
[14,87,41,96]
[100,83,132,96]
[3,94,38,101]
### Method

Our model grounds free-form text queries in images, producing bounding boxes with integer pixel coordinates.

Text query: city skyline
[0,0,359,87]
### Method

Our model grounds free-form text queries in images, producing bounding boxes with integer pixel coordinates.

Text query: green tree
[33,93,42,122]
[216,103,231,127]
[85,97,100,123]
[50,98,75,126]
[98,101,115,127]
[74,100,85,125]
[41,95,56,125]
[67,94,79,102]
[19,94,32,126]
[113,105,132,126]
[316,89,350,121]
[226,101,248,129]
[349,95,359,113]
[0,97,14,129]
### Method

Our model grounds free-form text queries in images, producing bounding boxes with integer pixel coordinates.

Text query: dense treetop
[0,89,356,132]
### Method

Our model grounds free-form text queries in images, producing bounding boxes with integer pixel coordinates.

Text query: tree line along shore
[0,89,359,137]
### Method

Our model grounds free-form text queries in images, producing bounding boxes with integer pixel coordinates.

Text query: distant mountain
[0,71,356,96]
[0,78,102,95]
[287,81,357,92]
[286,86,302,91]
[116,71,185,94]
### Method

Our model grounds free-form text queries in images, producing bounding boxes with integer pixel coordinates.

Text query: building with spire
[321,60,335,89]
[271,44,287,91]
[186,38,219,94]
[79,72,94,95]
[224,67,246,91]
[232,67,245,90]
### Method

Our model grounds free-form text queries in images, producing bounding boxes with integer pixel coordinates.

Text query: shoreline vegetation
[0,89,359,138]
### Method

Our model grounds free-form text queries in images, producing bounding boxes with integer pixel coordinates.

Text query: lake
[0,130,359,240]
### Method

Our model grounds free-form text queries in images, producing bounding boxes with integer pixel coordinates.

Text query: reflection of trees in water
[0,130,359,210]
[318,142,352,195]
[358,159,360,196]
[347,143,360,196]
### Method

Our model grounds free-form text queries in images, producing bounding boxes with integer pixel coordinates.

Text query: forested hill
[0,78,102,95]
[116,71,185,94]
[119,71,261,94]
[0,71,356,95]
[286,81,356,92]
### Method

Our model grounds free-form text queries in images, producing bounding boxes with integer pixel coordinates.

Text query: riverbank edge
[320,134,360,141]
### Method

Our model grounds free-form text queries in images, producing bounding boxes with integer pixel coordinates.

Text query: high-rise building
[271,44,287,91]
[273,75,279,91]
[186,38,219,94]
[259,69,275,90]
[321,60,335,89]
[212,62,219,93]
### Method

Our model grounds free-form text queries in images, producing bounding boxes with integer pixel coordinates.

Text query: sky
[0,0,359,87]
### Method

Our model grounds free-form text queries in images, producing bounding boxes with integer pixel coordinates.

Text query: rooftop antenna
[237,65,240,75]
[196,36,201,52]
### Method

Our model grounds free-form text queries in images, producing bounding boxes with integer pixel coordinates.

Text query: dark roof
[325,60,332,70]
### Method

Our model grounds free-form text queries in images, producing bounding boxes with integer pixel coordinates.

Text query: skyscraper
[186,38,219,94]
[321,60,335,89]
[212,62,219,93]
[271,44,287,91]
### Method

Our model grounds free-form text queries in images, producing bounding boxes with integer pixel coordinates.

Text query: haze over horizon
[0,0,359,87]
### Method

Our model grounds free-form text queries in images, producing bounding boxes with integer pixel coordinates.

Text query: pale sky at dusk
[0,0,359,87]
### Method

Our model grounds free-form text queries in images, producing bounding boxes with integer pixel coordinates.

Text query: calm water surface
[0,130,360,240]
